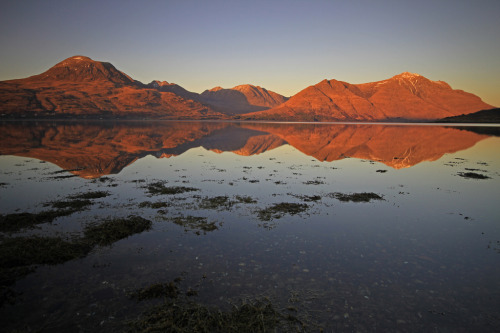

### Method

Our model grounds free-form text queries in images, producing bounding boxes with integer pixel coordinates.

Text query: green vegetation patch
[130,282,180,301]
[49,199,93,210]
[84,215,152,246]
[457,172,491,180]
[139,201,171,209]
[257,203,309,221]
[68,190,110,200]
[199,196,233,210]
[303,180,325,185]
[329,192,384,202]
[128,297,305,333]
[0,236,91,269]
[0,209,78,233]
[0,236,91,304]
[145,181,199,196]
[171,216,219,235]
[293,194,321,202]
[235,195,258,204]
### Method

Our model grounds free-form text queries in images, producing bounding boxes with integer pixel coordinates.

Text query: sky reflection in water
[0,121,499,332]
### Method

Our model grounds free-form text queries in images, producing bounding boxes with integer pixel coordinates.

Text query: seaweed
[128,281,307,333]
[0,209,78,233]
[170,216,219,235]
[0,216,153,306]
[130,282,179,301]
[0,236,91,269]
[199,196,233,210]
[257,203,309,221]
[83,215,152,246]
[145,181,199,196]
[68,190,110,200]
[293,194,321,202]
[129,299,306,333]
[49,199,93,210]
[329,192,384,203]
[139,201,171,209]
[0,236,92,305]
[235,195,258,204]
[457,172,491,179]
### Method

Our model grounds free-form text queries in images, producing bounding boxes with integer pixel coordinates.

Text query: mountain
[23,55,137,84]
[231,84,288,108]
[199,84,288,115]
[0,56,225,119]
[146,80,201,102]
[436,108,500,123]
[244,72,494,121]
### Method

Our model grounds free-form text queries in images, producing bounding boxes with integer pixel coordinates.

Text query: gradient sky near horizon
[1,0,499,106]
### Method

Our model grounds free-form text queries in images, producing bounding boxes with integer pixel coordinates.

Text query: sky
[1,0,499,106]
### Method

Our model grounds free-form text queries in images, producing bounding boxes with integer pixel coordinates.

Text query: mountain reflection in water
[0,121,491,178]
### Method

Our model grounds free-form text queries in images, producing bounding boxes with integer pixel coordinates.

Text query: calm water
[0,121,499,332]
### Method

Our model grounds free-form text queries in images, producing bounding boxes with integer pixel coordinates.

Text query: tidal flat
[0,121,499,332]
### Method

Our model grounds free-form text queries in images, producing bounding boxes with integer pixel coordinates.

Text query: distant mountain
[146,80,201,102]
[0,56,494,121]
[436,108,500,123]
[231,84,288,108]
[0,56,225,119]
[199,84,288,115]
[244,72,494,121]
[24,55,138,85]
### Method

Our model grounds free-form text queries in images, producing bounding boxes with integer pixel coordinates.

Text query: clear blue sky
[1,0,499,106]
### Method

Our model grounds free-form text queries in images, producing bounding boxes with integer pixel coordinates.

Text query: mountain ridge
[243,72,493,121]
[0,55,495,121]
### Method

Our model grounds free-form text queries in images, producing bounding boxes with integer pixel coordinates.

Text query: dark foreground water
[0,121,499,332]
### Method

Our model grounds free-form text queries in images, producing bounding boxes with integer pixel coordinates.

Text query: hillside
[244,73,494,121]
[0,56,225,119]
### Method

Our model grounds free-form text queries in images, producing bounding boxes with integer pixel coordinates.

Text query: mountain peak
[209,86,224,92]
[149,80,171,88]
[26,55,136,85]
[393,72,422,79]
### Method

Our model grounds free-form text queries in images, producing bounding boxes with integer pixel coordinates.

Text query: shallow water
[0,121,499,332]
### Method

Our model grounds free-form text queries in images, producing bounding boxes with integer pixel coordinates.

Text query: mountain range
[0,55,495,121]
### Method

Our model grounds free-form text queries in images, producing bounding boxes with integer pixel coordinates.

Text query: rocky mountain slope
[244,72,494,121]
[198,84,288,114]
[0,56,224,119]
[1,56,494,121]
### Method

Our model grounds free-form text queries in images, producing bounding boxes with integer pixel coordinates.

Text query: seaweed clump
[329,192,384,203]
[171,216,219,235]
[145,181,199,196]
[257,203,309,221]
[128,280,306,333]
[0,236,91,305]
[130,281,180,301]
[69,190,110,200]
[0,215,153,306]
[0,191,111,233]
[235,195,258,204]
[0,210,75,233]
[129,299,305,333]
[457,172,491,180]
[199,196,233,210]
[84,215,152,246]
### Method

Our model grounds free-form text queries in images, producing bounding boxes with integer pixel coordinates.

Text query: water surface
[0,121,499,332]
